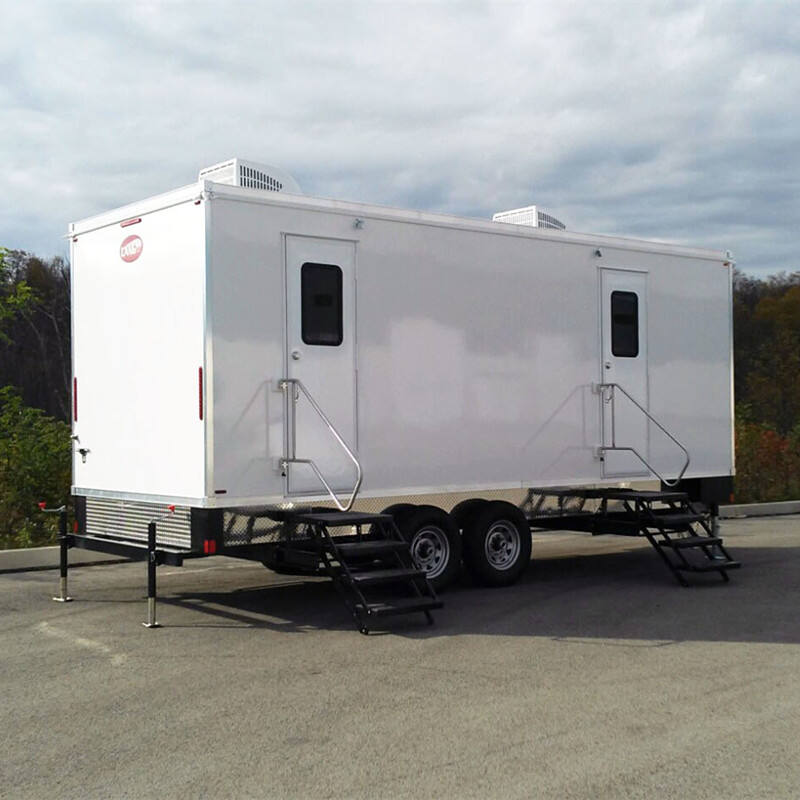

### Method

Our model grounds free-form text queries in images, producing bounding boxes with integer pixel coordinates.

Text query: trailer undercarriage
[54,487,740,632]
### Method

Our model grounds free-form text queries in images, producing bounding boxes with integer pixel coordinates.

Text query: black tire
[370,503,417,537]
[462,501,532,587]
[399,506,462,592]
[449,498,489,532]
[380,503,417,526]
[261,547,322,577]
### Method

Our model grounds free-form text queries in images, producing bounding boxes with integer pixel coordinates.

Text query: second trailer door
[600,268,650,478]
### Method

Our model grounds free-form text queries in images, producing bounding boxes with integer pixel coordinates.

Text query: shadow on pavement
[157,536,800,645]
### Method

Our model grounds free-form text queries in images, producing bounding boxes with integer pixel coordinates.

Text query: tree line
[0,249,71,547]
[732,270,800,502]
[0,248,798,546]
[0,249,71,420]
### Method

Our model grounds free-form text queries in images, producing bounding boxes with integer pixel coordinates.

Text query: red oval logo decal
[120,235,143,262]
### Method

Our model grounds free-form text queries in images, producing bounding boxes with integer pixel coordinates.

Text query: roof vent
[493,205,565,230]
[198,158,302,194]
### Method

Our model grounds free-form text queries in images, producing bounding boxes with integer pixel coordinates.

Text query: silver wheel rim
[484,520,521,571]
[411,526,450,579]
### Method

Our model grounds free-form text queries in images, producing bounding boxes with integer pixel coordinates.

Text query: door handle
[291,350,302,361]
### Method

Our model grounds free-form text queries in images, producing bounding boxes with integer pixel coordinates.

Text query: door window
[611,291,639,357]
[301,262,343,346]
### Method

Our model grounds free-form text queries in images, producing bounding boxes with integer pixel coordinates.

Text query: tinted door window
[611,291,639,357]
[301,263,343,346]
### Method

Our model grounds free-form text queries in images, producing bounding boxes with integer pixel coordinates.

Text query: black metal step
[293,511,392,526]
[356,597,444,617]
[334,540,408,558]
[648,513,705,527]
[675,559,741,572]
[599,489,689,503]
[349,567,426,585]
[659,535,722,549]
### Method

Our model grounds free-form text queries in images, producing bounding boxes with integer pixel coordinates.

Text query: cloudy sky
[2,0,798,275]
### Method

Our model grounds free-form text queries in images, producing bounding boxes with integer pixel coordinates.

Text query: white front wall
[71,197,206,501]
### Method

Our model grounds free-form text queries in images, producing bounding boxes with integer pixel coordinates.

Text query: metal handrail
[597,382,690,487]
[280,378,363,512]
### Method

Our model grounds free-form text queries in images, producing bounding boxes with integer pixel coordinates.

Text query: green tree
[733,270,800,502]
[0,386,71,548]
[0,248,35,341]
[745,283,800,434]
[0,249,71,420]
[0,247,72,548]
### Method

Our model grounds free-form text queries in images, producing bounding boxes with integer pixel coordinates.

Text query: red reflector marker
[121,217,141,228]
[198,367,204,420]
[73,520,79,533]
[203,540,217,555]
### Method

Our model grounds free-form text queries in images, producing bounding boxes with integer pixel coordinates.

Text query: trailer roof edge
[69,180,729,263]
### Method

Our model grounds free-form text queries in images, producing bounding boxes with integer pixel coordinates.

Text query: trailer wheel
[463,501,531,587]
[449,498,489,532]
[371,503,417,537]
[399,506,462,592]
[379,503,417,525]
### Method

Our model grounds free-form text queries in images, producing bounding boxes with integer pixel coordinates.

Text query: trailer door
[600,269,649,477]
[285,235,358,496]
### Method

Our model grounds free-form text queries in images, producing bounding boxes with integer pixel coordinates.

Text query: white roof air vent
[493,205,565,231]
[198,158,302,194]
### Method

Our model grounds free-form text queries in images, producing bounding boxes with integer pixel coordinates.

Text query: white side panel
[646,261,734,480]
[205,190,733,506]
[206,200,285,500]
[72,201,206,499]
[354,224,601,492]
[600,269,649,477]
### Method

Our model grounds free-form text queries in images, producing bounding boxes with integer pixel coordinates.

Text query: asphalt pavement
[2,516,799,799]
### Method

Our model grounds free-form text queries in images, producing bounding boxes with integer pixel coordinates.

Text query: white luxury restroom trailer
[67,163,734,591]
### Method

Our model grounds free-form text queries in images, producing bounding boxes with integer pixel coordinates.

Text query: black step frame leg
[142,521,161,628]
[710,503,720,538]
[52,508,73,602]
[645,533,690,587]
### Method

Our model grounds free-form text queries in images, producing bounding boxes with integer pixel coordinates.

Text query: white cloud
[1,0,798,275]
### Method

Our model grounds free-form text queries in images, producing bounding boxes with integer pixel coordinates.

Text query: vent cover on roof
[198,158,302,194]
[492,205,565,230]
